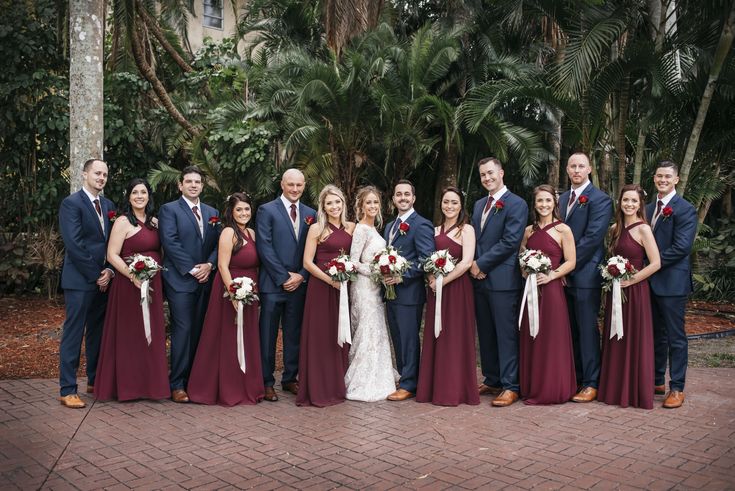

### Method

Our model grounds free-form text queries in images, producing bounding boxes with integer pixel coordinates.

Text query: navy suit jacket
[383,211,435,305]
[256,198,316,294]
[559,184,613,289]
[646,194,697,297]
[59,190,115,291]
[159,197,219,293]
[472,190,527,292]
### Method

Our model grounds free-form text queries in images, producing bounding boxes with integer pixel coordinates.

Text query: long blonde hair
[354,186,383,228]
[316,184,348,242]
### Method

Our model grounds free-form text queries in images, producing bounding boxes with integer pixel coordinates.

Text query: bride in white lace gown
[345,187,398,401]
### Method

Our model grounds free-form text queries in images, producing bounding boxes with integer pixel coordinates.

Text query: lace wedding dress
[345,224,398,401]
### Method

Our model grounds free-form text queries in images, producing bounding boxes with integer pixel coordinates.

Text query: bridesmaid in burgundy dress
[518,184,577,405]
[296,185,355,407]
[95,178,169,401]
[188,193,265,406]
[416,187,480,406]
[599,184,660,409]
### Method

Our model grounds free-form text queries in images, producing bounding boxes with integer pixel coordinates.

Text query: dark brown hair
[655,160,679,175]
[477,157,503,170]
[609,184,647,255]
[531,184,562,230]
[223,192,253,254]
[393,179,416,196]
[438,186,469,237]
[180,165,205,182]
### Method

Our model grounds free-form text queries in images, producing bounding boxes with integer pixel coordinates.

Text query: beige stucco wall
[187,0,245,53]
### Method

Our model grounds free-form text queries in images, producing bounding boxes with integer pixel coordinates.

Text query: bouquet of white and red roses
[423,250,456,338]
[371,246,412,301]
[224,276,259,373]
[325,252,357,347]
[126,254,165,345]
[517,249,553,339]
[600,256,638,340]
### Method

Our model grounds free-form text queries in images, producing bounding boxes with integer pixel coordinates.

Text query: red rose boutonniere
[661,206,673,221]
[304,215,315,225]
[399,222,410,235]
[493,200,505,215]
[208,216,220,228]
[107,210,118,222]
[578,195,589,207]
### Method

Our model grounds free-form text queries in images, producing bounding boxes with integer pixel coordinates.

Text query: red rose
[578,195,589,206]
[134,261,146,271]
[435,257,447,268]
[305,215,315,225]
[625,262,634,272]
[388,255,397,264]
[229,283,238,294]
[380,265,390,274]
[336,263,346,272]
[607,264,620,277]
[398,222,410,235]
[662,206,673,217]
[374,254,381,262]
[107,210,117,221]
[493,200,505,214]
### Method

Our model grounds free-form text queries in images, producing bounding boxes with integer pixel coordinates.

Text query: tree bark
[69,0,104,194]
[632,124,646,185]
[678,0,735,195]
[433,141,459,223]
[136,1,193,73]
[616,74,631,191]
[722,185,733,218]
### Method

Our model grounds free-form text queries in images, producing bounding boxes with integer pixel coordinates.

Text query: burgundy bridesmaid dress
[188,230,265,406]
[598,222,654,409]
[95,223,170,401]
[416,225,480,406]
[296,224,352,407]
[519,221,577,405]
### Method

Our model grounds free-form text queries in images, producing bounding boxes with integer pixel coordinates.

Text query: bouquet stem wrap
[434,275,444,338]
[337,282,352,347]
[519,274,540,339]
[610,279,624,340]
[140,279,152,345]
[236,302,246,373]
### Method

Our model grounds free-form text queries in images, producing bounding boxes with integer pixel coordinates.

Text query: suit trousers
[59,288,107,396]
[386,302,423,393]
[259,289,306,387]
[565,287,602,389]
[474,289,520,393]
[651,294,688,391]
[167,283,212,390]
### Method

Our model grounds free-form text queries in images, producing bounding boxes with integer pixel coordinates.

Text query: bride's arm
[349,224,372,276]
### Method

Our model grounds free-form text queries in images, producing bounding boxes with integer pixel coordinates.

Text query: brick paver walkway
[1,368,734,490]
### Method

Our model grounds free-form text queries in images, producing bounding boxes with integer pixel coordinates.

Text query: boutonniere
[107,210,118,222]
[304,215,315,225]
[208,216,221,228]
[577,195,589,207]
[661,206,673,221]
[399,222,410,235]
[493,200,505,215]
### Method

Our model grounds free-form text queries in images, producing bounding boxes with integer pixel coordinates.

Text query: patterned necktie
[192,205,201,221]
[655,199,663,219]
[568,190,576,210]
[483,196,495,214]
[290,203,297,222]
[93,198,101,217]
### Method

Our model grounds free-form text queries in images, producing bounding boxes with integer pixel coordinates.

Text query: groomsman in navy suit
[646,160,697,409]
[256,169,316,402]
[471,158,528,407]
[383,180,434,401]
[58,159,115,408]
[559,152,613,403]
[159,166,219,403]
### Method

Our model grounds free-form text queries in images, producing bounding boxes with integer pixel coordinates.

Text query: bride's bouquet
[224,277,259,373]
[325,252,357,347]
[370,246,411,301]
[518,249,552,339]
[423,250,456,338]
[126,254,165,345]
[600,256,638,340]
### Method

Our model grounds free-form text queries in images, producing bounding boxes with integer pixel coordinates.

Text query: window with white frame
[203,0,223,29]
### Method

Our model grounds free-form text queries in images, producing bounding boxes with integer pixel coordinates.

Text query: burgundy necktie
[569,190,576,208]
[483,196,495,214]
[192,205,201,221]
[93,198,101,217]
[290,203,297,222]
[655,199,663,219]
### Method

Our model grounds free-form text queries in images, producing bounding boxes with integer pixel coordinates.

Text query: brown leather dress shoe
[171,389,190,403]
[491,390,519,407]
[478,384,502,396]
[59,394,86,409]
[264,386,278,402]
[654,384,666,395]
[86,385,94,394]
[663,391,685,409]
[572,386,597,403]
[281,382,299,395]
[387,388,415,401]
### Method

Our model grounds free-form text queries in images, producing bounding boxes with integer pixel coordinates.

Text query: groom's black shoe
[387,389,415,401]
[478,384,502,396]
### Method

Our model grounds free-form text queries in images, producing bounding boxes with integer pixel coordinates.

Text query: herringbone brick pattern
[1,368,733,490]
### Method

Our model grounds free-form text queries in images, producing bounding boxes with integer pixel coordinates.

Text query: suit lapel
[79,191,105,239]
[567,185,592,219]
[275,200,298,241]
[297,203,311,242]
[559,191,569,221]
[480,191,509,237]
[178,198,202,242]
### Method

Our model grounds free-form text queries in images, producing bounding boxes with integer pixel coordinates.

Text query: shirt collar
[280,194,299,210]
[571,179,591,196]
[490,186,508,203]
[82,187,99,203]
[657,189,676,206]
[398,208,415,222]
[182,196,201,209]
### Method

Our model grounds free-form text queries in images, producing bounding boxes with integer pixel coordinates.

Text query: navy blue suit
[383,211,434,393]
[559,183,613,389]
[256,198,316,387]
[646,194,696,391]
[58,189,115,396]
[472,190,527,393]
[159,197,219,390]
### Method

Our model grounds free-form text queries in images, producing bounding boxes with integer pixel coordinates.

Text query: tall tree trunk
[547,108,562,189]
[678,0,735,195]
[136,1,193,73]
[616,75,631,190]
[69,0,104,194]
[324,0,384,59]
[632,124,646,185]
[433,141,459,223]
[722,185,733,218]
